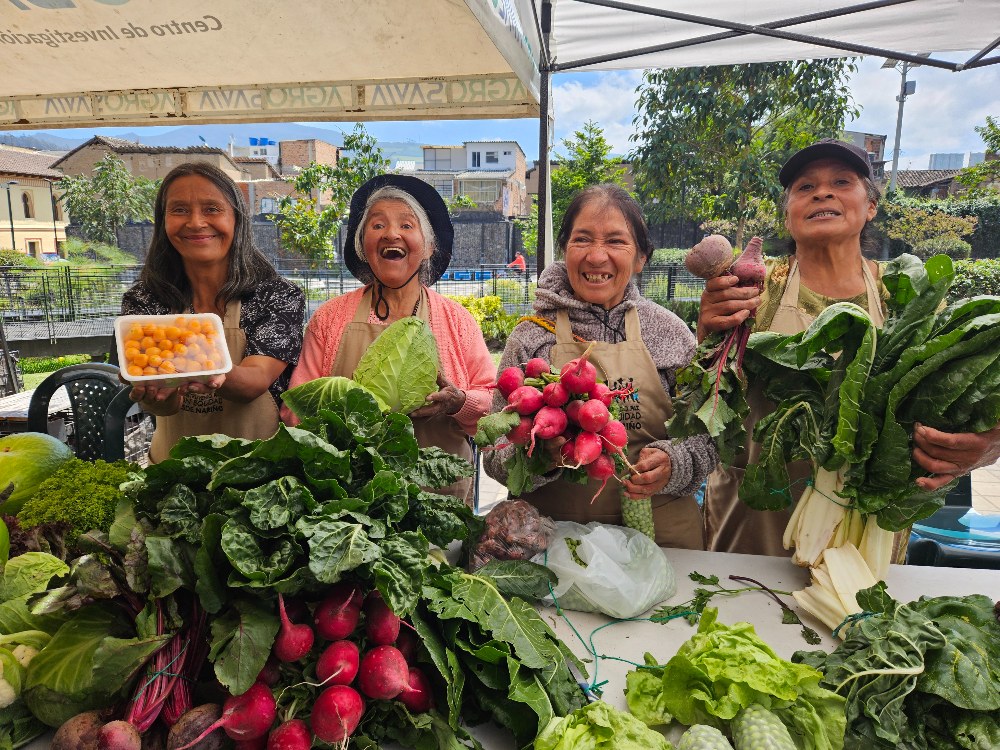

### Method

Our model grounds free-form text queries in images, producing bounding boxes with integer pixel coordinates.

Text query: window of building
[459,180,499,203]
[471,152,481,168]
[486,151,499,164]
[503,151,512,156]
[424,151,453,170]
[431,177,454,198]
[26,240,41,258]
[21,192,33,219]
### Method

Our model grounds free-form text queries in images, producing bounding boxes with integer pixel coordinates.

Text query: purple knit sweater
[483,262,718,496]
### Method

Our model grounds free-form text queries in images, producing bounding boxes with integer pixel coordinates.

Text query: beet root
[97,721,142,750]
[52,710,107,750]
[166,704,226,750]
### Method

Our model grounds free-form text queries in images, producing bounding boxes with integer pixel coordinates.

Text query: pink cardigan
[281,286,496,435]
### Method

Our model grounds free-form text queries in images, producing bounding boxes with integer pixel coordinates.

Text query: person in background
[122,161,304,463]
[281,174,495,503]
[484,184,717,549]
[700,138,1000,555]
[507,251,527,275]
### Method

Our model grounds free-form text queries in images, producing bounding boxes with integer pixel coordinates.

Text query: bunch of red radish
[496,347,635,499]
[170,585,431,750]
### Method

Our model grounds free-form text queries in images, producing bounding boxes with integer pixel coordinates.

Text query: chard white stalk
[793,543,879,638]
[858,515,894,580]
[785,466,852,567]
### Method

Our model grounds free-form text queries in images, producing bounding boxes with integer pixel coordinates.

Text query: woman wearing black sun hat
[281,174,496,503]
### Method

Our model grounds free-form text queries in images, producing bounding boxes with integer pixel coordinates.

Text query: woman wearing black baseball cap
[699,138,1000,556]
[281,174,496,503]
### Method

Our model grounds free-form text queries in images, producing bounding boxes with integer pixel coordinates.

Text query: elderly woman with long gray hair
[281,174,495,503]
[121,161,305,462]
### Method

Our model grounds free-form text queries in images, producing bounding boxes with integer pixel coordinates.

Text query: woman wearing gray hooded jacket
[483,185,717,549]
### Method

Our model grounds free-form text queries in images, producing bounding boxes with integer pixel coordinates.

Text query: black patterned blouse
[120,276,305,404]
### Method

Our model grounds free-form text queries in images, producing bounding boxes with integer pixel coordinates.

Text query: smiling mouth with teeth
[809,211,839,218]
[380,247,407,259]
[583,272,612,282]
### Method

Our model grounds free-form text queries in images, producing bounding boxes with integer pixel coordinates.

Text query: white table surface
[24,549,1000,748]
[0,387,71,420]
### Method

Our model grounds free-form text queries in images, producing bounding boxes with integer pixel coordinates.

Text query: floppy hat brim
[343,174,454,285]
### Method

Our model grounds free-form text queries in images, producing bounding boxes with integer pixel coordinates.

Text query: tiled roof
[893,169,962,188]
[456,169,514,180]
[233,156,270,163]
[0,146,63,178]
[52,135,233,168]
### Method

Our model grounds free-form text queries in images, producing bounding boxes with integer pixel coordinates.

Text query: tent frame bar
[552,0,997,73]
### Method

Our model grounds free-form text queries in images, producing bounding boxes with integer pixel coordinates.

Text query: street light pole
[888,61,910,194]
[4,181,18,252]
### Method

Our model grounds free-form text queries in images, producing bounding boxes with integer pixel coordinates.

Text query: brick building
[52,135,246,182]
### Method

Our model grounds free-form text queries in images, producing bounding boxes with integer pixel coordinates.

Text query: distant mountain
[0,132,83,151]
[9,123,426,166]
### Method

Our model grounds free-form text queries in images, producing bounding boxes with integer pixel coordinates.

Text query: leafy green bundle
[677,254,1000,572]
[624,608,845,750]
[86,383,582,748]
[794,585,1000,750]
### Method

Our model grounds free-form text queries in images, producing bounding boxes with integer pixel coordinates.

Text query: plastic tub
[115,313,232,385]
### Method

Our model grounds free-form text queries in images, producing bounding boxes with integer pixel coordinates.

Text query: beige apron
[150,300,280,463]
[520,308,704,549]
[331,287,474,504]
[705,258,884,555]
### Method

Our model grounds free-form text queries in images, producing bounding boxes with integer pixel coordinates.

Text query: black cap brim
[779,140,874,187]
[343,174,453,285]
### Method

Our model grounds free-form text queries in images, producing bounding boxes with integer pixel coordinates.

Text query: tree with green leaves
[57,152,158,245]
[551,120,628,233]
[630,60,857,247]
[957,116,1000,193]
[270,124,390,262]
[447,194,478,213]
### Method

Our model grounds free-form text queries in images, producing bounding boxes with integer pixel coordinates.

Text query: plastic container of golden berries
[115,313,232,385]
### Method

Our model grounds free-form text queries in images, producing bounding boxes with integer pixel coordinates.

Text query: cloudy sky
[335,53,1000,169]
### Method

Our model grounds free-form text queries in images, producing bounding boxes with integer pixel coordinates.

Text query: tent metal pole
[553,0,914,71]
[536,0,553,274]
[960,35,1000,69]
[560,0,961,72]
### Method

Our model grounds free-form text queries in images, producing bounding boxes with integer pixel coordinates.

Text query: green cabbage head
[353,317,440,414]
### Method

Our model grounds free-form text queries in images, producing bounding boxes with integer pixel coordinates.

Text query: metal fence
[1,262,704,348]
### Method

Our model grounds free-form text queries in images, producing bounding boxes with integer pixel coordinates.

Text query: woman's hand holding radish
[696,274,761,343]
[410,372,466,418]
[622,447,671,499]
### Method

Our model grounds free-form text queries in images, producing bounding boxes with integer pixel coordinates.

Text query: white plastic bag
[531,521,676,619]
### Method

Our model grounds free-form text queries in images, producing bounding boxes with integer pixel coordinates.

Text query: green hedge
[446,294,518,350]
[949,258,1000,300]
[19,354,92,374]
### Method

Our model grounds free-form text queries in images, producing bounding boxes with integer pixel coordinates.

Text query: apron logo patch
[610,377,642,431]
[182,392,224,414]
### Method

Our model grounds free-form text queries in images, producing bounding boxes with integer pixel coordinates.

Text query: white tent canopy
[0,0,541,129]
[545,0,1000,74]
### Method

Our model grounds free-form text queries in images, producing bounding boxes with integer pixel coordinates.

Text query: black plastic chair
[906,537,1000,570]
[103,386,155,463]
[27,363,127,461]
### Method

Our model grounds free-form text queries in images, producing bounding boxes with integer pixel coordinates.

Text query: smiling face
[784,158,877,248]
[361,198,430,287]
[163,174,235,269]
[564,200,646,309]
